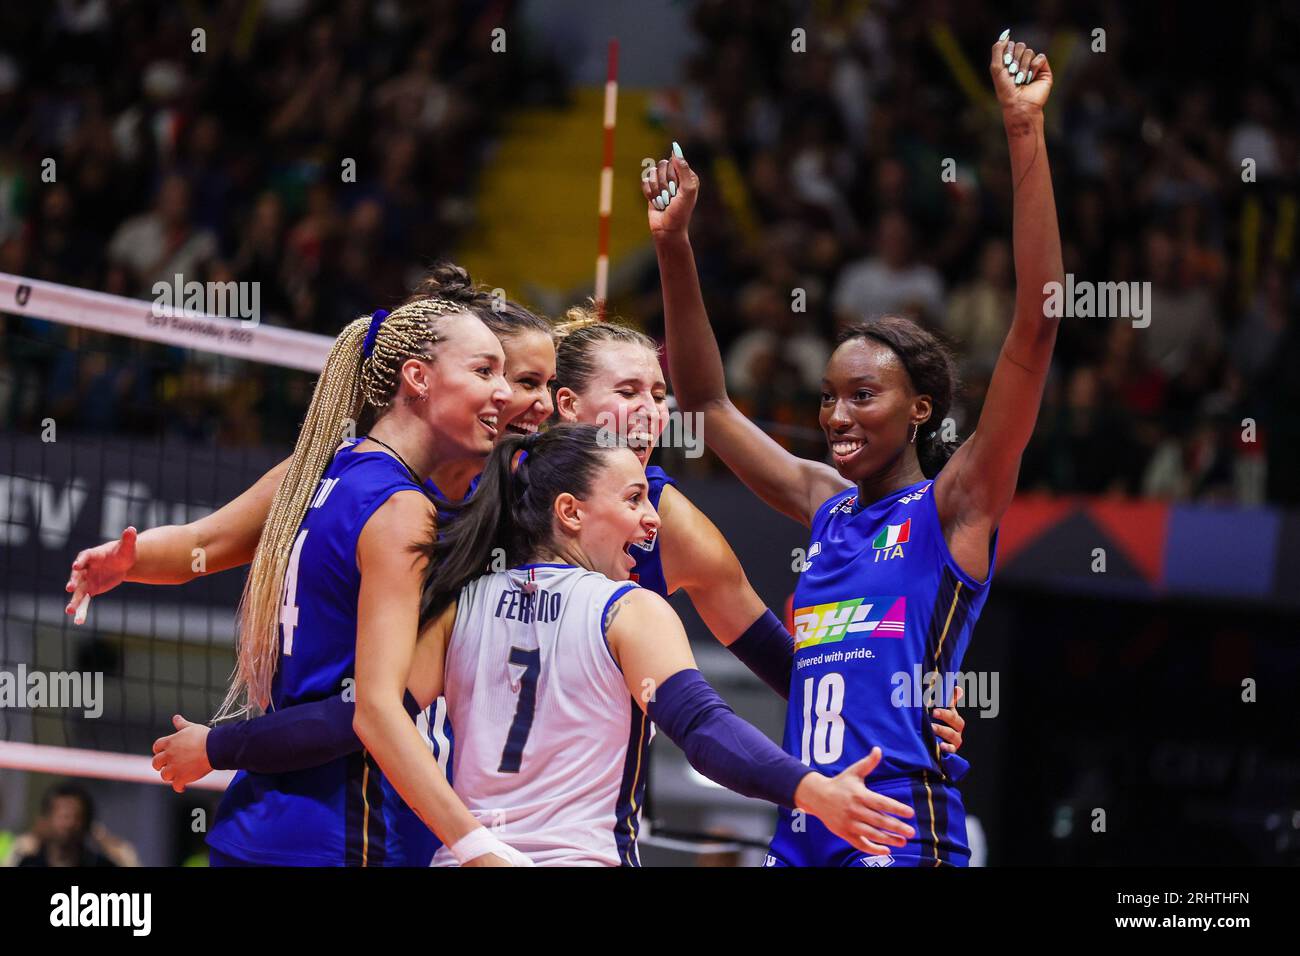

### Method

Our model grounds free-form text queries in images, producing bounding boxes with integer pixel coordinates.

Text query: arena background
[0,0,1297,867]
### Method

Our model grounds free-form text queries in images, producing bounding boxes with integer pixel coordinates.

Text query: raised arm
[351,491,523,865]
[606,588,914,855]
[645,147,849,527]
[934,34,1063,577]
[65,457,290,621]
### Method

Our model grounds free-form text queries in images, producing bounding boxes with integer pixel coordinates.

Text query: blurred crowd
[634,0,1299,505]
[0,1,1297,503]
[0,0,548,445]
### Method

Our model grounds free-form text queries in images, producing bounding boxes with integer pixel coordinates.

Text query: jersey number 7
[498,647,541,772]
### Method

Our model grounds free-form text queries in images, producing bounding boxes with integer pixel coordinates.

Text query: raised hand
[991,29,1052,112]
[642,142,699,240]
[65,526,138,625]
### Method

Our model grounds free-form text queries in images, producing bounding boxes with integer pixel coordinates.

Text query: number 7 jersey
[431,564,650,867]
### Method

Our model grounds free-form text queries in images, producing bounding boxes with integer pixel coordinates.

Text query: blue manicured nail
[998,29,1010,42]
[653,197,664,210]
[1015,71,1025,84]
[1003,53,1012,65]
[1027,70,1034,82]
[660,189,670,206]
[672,141,684,159]
[1007,61,1016,73]
[668,181,677,197]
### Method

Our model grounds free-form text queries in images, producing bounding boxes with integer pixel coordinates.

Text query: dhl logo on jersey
[792,596,906,650]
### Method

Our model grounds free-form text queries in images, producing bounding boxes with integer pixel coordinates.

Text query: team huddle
[63,34,1060,867]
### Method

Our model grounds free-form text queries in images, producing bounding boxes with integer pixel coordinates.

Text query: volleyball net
[0,272,338,791]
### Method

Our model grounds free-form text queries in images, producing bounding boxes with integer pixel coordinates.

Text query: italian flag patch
[872,518,910,549]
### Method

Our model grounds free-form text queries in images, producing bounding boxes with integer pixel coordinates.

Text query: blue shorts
[209,847,258,867]
[765,771,969,868]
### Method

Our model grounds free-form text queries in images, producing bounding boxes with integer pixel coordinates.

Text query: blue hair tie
[362,309,389,358]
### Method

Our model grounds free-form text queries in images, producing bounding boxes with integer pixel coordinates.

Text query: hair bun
[413,261,476,299]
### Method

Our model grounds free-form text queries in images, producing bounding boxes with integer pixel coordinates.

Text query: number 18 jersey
[768,478,995,865]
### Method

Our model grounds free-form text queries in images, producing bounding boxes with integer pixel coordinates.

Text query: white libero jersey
[431,563,653,867]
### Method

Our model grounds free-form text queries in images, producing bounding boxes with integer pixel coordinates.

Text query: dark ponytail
[837,316,961,478]
[418,423,614,624]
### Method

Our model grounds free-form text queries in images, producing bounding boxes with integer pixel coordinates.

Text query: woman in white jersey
[368,423,917,866]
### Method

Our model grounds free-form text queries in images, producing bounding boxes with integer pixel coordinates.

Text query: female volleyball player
[203,293,532,867]
[400,423,917,865]
[644,32,1061,866]
[62,266,555,617]
[143,309,967,802]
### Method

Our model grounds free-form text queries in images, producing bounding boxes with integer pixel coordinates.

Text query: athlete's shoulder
[645,464,676,489]
[814,485,861,523]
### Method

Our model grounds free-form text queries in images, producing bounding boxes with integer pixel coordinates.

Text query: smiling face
[821,336,931,481]
[556,342,667,467]
[556,446,660,580]
[413,312,511,459]
[498,329,556,439]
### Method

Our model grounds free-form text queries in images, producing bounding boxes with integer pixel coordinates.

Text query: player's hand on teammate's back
[793,746,916,856]
[643,142,699,240]
[65,526,138,625]
[151,714,212,793]
[932,685,965,753]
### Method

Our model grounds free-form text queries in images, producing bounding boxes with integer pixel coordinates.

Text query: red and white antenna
[595,38,619,321]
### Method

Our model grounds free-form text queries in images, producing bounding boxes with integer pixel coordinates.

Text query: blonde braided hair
[217,298,463,718]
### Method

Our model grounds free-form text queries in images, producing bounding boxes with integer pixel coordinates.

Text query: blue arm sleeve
[725,609,794,699]
[206,695,360,773]
[646,668,811,809]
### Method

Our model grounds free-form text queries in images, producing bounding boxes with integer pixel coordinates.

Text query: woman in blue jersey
[63,266,556,608]
[395,423,919,864]
[645,32,1062,866]
[138,301,966,824]
[202,289,534,867]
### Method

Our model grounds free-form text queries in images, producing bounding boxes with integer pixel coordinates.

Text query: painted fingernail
[1003,52,1012,65]
[653,197,664,210]
[1007,61,1016,73]
[1015,71,1025,84]
[1027,70,1034,82]
[668,181,677,197]
[998,29,1010,42]
[672,141,684,159]
[660,189,670,206]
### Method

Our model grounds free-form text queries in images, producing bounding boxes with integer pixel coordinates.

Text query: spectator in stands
[106,173,218,296]
[832,211,945,328]
[14,782,117,867]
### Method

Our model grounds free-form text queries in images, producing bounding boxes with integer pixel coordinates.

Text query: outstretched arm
[66,457,289,621]
[646,148,850,527]
[935,33,1063,579]
[607,588,914,855]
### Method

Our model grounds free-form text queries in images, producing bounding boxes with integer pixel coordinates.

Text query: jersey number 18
[800,672,845,765]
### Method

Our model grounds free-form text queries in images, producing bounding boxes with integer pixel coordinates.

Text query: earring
[909,423,918,444]
[420,391,428,402]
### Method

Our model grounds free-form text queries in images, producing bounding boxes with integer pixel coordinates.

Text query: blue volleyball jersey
[768,478,995,866]
[629,465,676,597]
[208,441,438,866]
